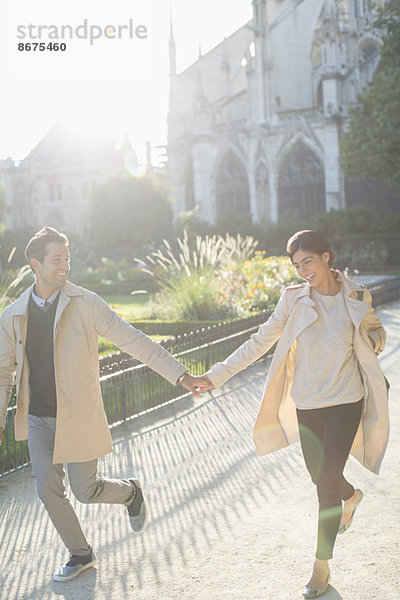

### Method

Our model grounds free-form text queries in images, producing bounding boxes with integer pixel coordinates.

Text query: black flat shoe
[303,573,330,598]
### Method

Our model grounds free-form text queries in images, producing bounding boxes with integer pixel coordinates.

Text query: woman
[195,230,389,598]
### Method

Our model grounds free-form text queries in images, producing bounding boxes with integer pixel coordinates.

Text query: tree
[340,0,400,184]
[91,174,173,256]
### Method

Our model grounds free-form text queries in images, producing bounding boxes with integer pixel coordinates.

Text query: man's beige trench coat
[207,271,389,475]
[0,282,187,464]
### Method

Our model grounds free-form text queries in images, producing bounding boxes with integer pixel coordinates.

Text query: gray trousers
[28,415,134,555]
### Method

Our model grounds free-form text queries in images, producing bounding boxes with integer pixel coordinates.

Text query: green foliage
[0,227,36,270]
[175,205,211,238]
[139,231,259,320]
[70,257,156,295]
[147,269,231,321]
[309,207,376,236]
[91,173,173,256]
[0,181,5,228]
[338,239,389,269]
[214,254,302,316]
[340,0,400,184]
[0,247,32,313]
[214,209,257,237]
[138,232,300,320]
[259,219,308,256]
[308,207,400,267]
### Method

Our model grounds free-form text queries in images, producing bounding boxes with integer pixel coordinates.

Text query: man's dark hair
[25,227,69,264]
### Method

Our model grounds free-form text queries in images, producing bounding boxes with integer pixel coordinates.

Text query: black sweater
[25,293,60,418]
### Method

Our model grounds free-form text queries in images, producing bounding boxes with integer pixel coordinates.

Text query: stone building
[3,121,136,237]
[167,0,399,224]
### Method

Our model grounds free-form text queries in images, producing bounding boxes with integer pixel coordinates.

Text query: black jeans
[296,398,364,560]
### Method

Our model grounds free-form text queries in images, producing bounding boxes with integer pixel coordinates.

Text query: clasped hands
[179,373,214,397]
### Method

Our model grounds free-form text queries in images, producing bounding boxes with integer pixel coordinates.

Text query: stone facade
[3,121,136,236]
[167,0,395,224]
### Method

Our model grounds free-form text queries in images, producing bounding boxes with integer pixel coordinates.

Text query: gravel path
[0,300,399,600]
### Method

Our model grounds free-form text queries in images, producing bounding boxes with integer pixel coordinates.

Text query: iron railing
[1,277,399,477]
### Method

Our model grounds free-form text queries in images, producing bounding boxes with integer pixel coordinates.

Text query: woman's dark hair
[286,230,336,268]
[25,226,69,264]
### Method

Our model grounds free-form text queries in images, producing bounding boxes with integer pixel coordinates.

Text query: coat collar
[293,270,369,327]
[295,270,364,298]
[6,280,83,317]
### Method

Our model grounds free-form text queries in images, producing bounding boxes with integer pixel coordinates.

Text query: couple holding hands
[0,227,388,598]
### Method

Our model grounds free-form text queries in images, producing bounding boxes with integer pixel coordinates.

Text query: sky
[0,0,253,165]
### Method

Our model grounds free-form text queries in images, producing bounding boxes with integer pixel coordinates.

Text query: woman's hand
[192,375,215,392]
[179,373,213,396]
[179,373,215,396]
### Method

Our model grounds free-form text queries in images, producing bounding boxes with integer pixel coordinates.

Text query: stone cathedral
[167,0,398,224]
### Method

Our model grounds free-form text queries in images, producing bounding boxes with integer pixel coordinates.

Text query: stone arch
[278,142,325,221]
[215,150,250,220]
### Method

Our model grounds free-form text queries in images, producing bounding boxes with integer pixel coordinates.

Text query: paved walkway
[0,300,399,600]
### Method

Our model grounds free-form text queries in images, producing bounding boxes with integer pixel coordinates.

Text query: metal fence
[1,277,400,478]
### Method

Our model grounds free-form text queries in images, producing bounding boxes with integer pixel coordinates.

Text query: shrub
[214,253,302,317]
[138,233,301,320]
[137,231,259,320]
[334,238,389,269]
[0,247,32,313]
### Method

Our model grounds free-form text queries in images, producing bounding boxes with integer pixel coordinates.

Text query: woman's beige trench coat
[207,271,389,475]
[0,282,187,464]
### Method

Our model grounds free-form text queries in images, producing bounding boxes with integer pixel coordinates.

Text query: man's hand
[179,373,214,396]
[196,375,214,392]
[179,373,203,397]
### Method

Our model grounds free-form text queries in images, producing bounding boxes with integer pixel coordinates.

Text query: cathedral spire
[169,4,176,76]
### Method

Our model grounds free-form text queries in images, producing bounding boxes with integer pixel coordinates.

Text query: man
[0,227,200,582]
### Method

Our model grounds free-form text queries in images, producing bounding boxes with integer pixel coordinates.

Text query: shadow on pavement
[0,365,305,599]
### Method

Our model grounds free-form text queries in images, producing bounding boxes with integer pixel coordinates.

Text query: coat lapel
[295,271,370,329]
[53,282,83,341]
[337,272,370,328]
[54,292,70,341]
[344,295,369,328]
[288,285,318,337]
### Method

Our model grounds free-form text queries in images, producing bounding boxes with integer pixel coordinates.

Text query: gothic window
[355,0,372,18]
[361,42,379,61]
[255,163,270,221]
[278,143,325,220]
[336,0,350,29]
[184,160,195,211]
[49,183,63,203]
[359,40,380,85]
[215,152,250,220]
[311,12,323,69]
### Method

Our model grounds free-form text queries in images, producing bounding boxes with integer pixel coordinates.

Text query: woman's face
[291,249,330,288]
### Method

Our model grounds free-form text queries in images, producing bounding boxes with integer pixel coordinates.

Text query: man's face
[31,242,71,292]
